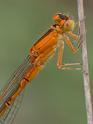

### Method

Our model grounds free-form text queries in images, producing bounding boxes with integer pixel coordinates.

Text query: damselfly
[0,13,81,124]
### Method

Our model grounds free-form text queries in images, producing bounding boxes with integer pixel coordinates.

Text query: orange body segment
[0,65,42,117]
[11,65,42,100]
[0,30,59,117]
[33,31,58,53]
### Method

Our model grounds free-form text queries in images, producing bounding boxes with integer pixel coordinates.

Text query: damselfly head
[63,19,75,32]
[53,13,75,32]
[53,13,69,24]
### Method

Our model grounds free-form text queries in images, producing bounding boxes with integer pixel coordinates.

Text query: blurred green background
[0,0,93,124]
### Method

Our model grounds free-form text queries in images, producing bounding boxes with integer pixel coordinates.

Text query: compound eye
[53,15,61,22]
[65,21,70,27]
[58,13,69,20]
[63,20,75,31]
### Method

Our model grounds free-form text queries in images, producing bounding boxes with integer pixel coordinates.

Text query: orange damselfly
[0,13,81,124]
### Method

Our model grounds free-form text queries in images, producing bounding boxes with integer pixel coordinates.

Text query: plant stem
[77,0,93,124]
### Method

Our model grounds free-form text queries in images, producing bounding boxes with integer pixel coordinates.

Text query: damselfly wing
[0,90,25,124]
[0,55,32,124]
